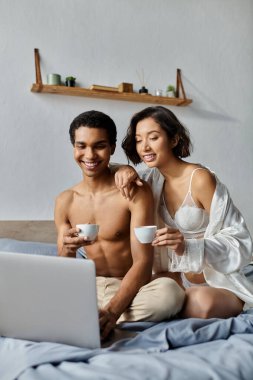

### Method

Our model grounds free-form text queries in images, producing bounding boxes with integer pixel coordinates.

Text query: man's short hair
[69,110,117,146]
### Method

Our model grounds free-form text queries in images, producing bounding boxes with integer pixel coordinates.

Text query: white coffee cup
[134,225,157,244]
[76,224,99,241]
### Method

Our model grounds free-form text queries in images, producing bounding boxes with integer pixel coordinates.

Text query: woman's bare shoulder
[190,166,216,210]
[192,166,216,188]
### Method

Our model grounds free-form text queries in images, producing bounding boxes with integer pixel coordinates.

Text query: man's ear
[110,145,116,155]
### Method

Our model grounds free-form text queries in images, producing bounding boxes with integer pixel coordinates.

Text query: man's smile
[81,160,100,169]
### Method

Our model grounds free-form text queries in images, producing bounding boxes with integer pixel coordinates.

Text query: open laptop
[0,251,100,349]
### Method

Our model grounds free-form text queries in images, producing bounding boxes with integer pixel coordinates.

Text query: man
[55,110,184,339]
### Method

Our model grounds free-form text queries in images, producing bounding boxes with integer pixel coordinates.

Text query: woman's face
[135,117,175,168]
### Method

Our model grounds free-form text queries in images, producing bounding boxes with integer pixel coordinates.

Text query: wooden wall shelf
[31,83,192,106]
[31,49,192,107]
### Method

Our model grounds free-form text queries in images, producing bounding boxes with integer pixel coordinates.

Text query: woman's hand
[115,165,143,199]
[152,227,185,256]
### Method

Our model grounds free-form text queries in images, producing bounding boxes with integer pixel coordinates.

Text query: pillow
[0,239,57,256]
[0,239,85,259]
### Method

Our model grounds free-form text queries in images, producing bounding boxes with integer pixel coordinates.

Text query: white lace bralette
[159,168,209,238]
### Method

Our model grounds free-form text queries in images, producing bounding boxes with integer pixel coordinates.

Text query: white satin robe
[138,167,253,309]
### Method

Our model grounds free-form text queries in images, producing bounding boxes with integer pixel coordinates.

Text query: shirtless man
[54,110,184,339]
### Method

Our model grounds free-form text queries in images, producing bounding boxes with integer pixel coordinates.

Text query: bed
[0,221,253,380]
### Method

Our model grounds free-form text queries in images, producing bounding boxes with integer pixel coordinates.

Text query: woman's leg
[180,286,244,319]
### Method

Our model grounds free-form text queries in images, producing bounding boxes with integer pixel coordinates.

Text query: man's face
[74,126,115,177]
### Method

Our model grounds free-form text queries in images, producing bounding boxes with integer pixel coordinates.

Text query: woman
[115,106,253,318]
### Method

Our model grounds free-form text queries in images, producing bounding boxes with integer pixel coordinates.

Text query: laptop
[0,252,100,349]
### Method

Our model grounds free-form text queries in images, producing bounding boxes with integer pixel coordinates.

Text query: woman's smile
[142,153,156,162]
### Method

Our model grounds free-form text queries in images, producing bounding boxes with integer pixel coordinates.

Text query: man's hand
[152,227,185,256]
[62,227,95,256]
[99,308,118,340]
[115,165,143,200]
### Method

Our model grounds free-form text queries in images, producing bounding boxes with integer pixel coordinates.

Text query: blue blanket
[1,310,253,380]
[1,240,253,380]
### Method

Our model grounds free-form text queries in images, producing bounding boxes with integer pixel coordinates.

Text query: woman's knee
[182,287,243,319]
[181,287,216,318]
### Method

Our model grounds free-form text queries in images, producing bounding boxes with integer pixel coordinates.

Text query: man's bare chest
[68,192,130,239]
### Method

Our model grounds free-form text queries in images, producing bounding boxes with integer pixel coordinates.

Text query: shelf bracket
[176,68,186,99]
[34,48,42,90]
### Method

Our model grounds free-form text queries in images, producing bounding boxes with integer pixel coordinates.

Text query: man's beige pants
[96,277,185,323]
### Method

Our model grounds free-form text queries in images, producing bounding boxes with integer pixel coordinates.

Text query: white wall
[0,0,253,233]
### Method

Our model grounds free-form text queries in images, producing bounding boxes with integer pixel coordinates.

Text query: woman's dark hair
[122,106,193,164]
[69,110,117,146]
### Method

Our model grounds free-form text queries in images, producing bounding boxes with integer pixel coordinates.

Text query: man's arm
[54,191,89,257]
[100,181,155,338]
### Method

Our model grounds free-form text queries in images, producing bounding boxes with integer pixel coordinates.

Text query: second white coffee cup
[76,224,99,241]
[134,225,157,244]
